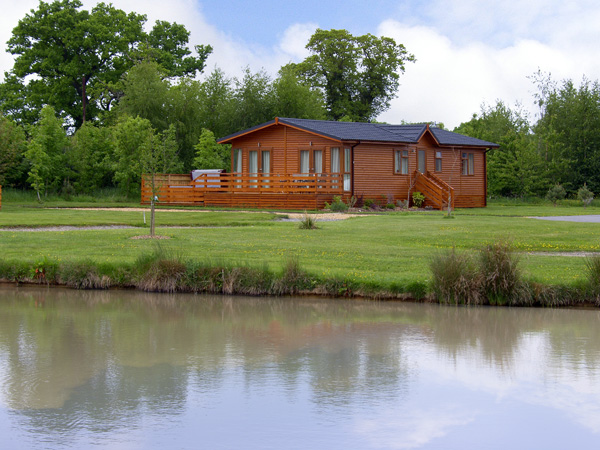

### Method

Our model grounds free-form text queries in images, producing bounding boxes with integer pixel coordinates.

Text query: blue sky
[2,0,599,128]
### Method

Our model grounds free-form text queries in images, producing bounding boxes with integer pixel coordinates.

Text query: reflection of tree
[1,286,600,439]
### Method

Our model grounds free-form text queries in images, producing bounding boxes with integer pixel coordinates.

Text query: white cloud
[377,19,590,128]
[355,407,474,449]
[3,0,600,129]
[278,23,318,62]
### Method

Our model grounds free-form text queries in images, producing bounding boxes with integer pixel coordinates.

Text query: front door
[418,149,426,173]
[249,149,270,188]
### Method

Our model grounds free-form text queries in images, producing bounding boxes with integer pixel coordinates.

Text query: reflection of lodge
[142,118,499,210]
[2,288,600,432]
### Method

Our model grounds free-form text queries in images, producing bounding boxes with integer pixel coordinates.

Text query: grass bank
[1,200,600,305]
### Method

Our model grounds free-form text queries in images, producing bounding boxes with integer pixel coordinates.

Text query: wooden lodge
[141,118,499,210]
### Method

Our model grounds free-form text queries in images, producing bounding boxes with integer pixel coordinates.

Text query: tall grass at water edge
[430,241,600,306]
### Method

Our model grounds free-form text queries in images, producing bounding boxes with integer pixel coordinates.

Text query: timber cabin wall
[228,125,487,208]
[225,124,345,209]
[353,132,487,208]
[229,125,340,175]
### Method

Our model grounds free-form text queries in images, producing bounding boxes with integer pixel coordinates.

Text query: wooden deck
[141,173,346,209]
[142,171,464,210]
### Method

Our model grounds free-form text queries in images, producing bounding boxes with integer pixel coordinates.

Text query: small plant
[577,183,594,207]
[329,195,349,212]
[298,212,319,229]
[385,203,395,209]
[347,196,358,209]
[585,254,600,294]
[479,241,530,305]
[546,183,566,206]
[364,198,375,209]
[412,191,425,208]
[396,199,409,209]
[430,249,481,304]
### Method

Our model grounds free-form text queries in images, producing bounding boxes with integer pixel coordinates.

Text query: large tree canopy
[1,0,212,129]
[290,29,414,122]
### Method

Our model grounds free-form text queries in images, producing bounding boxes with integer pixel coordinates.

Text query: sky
[1,0,600,129]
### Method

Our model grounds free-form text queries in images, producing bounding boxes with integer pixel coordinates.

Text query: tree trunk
[150,198,156,236]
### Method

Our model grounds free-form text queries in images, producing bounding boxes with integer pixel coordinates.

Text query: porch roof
[218,117,499,148]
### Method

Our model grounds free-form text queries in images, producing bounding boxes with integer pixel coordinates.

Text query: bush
[412,191,425,208]
[585,254,600,294]
[385,203,395,209]
[546,184,566,206]
[430,249,482,304]
[299,212,319,229]
[364,199,375,209]
[329,195,349,212]
[577,183,594,207]
[479,241,530,305]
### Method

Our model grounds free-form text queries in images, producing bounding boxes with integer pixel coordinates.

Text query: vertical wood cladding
[227,124,488,208]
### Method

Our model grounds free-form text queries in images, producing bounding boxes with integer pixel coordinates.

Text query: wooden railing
[141,172,345,205]
[413,171,454,210]
[426,171,455,210]
[191,172,344,193]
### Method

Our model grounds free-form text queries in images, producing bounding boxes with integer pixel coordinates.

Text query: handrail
[412,170,454,210]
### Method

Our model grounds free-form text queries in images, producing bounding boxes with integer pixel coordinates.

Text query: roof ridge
[373,122,426,141]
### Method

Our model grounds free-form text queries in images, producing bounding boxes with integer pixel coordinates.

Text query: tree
[112,116,156,196]
[0,115,27,186]
[193,129,231,170]
[69,123,114,193]
[24,105,69,199]
[117,62,172,132]
[455,101,549,197]
[140,125,182,236]
[271,66,326,120]
[534,76,600,193]
[2,0,212,129]
[196,67,235,139]
[290,29,415,122]
[230,68,275,131]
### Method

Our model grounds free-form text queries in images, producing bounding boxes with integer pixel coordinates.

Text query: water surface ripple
[0,287,599,449]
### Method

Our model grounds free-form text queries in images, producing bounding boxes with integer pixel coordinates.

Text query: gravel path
[530,215,600,223]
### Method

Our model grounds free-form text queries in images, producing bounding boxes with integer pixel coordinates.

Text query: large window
[331,147,340,189]
[461,152,474,175]
[395,150,409,174]
[233,149,242,173]
[435,151,442,172]
[343,148,351,191]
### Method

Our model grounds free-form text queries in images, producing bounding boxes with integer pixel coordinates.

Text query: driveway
[530,215,600,223]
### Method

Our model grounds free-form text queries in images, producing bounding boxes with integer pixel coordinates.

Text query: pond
[0,286,599,449]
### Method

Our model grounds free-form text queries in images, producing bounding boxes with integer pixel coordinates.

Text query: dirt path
[51,207,363,221]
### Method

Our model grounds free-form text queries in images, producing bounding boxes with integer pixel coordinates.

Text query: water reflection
[0,287,599,449]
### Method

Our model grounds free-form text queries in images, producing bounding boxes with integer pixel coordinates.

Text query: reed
[430,249,482,304]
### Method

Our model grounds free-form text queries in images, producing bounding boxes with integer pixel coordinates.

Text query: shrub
[135,246,187,292]
[430,249,482,304]
[546,184,566,206]
[585,254,600,294]
[412,191,425,208]
[299,212,319,229]
[271,256,311,295]
[577,183,594,207]
[329,195,349,212]
[364,199,375,209]
[385,203,395,209]
[58,260,111,289]
[479,241,530,305]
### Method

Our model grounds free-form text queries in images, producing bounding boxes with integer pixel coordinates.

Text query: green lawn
[1,203,598,288]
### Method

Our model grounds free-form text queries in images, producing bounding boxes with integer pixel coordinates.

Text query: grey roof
[218,117,499,148]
